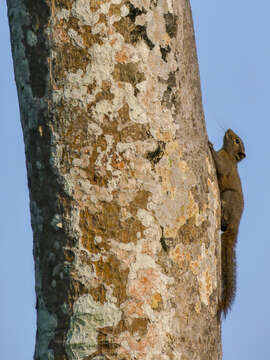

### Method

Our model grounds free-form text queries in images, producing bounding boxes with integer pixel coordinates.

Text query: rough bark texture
[7,0,222,359]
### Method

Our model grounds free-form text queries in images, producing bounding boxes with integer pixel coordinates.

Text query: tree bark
[7,0,222,359]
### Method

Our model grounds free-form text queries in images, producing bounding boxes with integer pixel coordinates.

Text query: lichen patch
[66,294,122,358]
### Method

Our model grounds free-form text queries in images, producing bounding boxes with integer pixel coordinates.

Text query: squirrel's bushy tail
[220,229,237,317]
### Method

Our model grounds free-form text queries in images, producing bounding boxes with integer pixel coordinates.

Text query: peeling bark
[7,0,222,359]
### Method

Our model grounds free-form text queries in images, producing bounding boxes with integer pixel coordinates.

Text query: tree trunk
[7,0,222,359]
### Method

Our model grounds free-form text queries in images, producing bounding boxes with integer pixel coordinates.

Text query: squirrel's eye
[235,138,240,144]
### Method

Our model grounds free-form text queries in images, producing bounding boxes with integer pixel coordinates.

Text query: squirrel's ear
[225,129,233,139]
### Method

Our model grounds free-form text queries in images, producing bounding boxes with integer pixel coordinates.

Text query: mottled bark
[7,0,222,359]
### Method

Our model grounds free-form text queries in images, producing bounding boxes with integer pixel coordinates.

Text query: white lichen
[66,295,122,359]
[26,29,38,46]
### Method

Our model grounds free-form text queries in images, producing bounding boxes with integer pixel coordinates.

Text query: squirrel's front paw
[208,140,214,150]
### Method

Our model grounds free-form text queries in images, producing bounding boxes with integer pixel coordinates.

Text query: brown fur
[209,129,245,317]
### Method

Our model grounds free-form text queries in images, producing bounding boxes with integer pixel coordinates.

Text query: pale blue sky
[1,1,269,359]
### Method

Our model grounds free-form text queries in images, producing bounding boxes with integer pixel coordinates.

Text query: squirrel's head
[223,129,246,162]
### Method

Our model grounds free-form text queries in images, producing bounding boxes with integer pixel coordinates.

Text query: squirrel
[208,129,246,317]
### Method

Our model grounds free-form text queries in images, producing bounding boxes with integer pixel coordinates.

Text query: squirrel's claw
[208,140,214,150]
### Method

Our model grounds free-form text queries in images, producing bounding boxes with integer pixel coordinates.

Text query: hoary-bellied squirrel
[209,129,245,317]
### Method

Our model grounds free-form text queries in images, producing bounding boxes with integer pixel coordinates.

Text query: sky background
[0,1,269,359]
